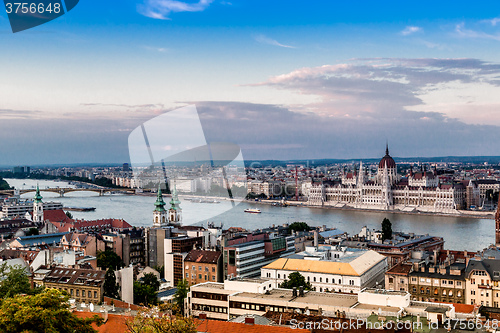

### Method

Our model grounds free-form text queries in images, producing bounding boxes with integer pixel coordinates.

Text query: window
[94,291,97,298]
[212,276,215,281]
[278,274,280,279]
[88,291,91,298]
[186,273,188,278]
[205,267,209,272]
[314,277,316,282]
[199,274,202,279]
[320,277,322,282]
[70,289,74,296]
[389,278,394,283]
[76,290,80,296]
[326,278,328,283]
[199,266,202,271]
[212,267,215,272]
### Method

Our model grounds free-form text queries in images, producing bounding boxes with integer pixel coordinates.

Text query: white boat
[244,208,261,214]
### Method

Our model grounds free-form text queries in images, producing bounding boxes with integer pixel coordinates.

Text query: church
[307,145,467,212]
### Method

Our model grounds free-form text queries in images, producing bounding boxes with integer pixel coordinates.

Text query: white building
[307,145,466,212]
[261,250,387,293]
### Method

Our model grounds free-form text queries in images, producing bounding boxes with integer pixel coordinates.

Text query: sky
[3,1,500,165]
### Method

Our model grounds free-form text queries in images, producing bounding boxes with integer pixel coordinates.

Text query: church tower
[153,184,168,228]
[33,184,44,222]
[168,184,182,226]
[495,195,500,247]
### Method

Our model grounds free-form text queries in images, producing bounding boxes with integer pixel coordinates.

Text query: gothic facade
[307,146,466,212]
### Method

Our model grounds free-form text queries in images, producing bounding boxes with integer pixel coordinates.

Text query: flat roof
[233,288,358,308]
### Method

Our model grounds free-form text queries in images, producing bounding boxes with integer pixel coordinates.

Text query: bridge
[0,187,136,197]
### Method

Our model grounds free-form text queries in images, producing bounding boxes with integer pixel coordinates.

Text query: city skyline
[3,1,500,164]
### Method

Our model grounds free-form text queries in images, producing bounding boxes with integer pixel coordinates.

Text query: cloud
[253,34,296,48]
[0,109,42,119]
[455,22,500,41]
[137,0,214,20]
[401,26,422,36]
[481,17,500,26]
[249,58,500,128]
[191,101,500,160]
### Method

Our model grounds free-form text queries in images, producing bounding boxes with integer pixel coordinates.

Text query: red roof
[74,311,130,333]
[53,218,132,233]
[43,209,73,224]
[194,319,309,333]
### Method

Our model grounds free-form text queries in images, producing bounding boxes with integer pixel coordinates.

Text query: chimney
[245,317,255,325]
[314,230,318,247]
[199,313,207,319]
[293,287,297,297]
[299,286,304,297]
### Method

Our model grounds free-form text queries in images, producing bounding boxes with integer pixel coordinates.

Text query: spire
[154,184,166,212]
[385,141,389,156]
[34,184,43,203]
[169,182,181,210]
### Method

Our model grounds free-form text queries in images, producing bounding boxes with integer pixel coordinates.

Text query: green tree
[0,177,10,191]
[0,263,39,298]
[153,265,165,279]
[288,222,311,233]
[65,211,73,219]
[126,305,196,333]
[173,279,189,316]
[382,218,392,242]
[133,281,157,306]
[103,269,120,299]
[279,271,312,291]
[25,228,39,236]
[141,273,160,291]
[97,249,124,271]
[0,289,102,333]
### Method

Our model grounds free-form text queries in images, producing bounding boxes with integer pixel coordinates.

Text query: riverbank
[251,199,496,220]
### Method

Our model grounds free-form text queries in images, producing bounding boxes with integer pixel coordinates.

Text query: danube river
[5,179,494,252]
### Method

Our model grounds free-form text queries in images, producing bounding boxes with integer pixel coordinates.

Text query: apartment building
[164,235,204,287]
[223,233,295,278]
[41,267,105,303]
[465,259,500,307]
[184,249,222,286]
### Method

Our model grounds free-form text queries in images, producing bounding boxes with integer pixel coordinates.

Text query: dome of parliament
[379,145,396,169]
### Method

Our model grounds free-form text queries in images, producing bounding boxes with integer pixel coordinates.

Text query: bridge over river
[0,187,136,197]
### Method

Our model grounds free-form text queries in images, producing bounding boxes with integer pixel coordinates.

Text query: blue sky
[2,1,500,164]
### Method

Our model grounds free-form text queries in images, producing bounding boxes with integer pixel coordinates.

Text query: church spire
[385,141,389,156]
[154,184,166,212]
[34,184,43,203]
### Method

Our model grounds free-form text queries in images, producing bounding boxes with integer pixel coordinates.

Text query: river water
[4,178,494,252]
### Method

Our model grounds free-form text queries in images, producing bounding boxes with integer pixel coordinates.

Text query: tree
[0,263,40,298]
[173,279,189,316]
[97,249,124,271]
[25,228,39,236]
[65,211,73,219]
[134,272,161,306]
[279,271,312,291]
[288,222,311,233]
[133,281,157,306]
[0,289,102,333]
[103,268,120,299]
[0,177,10,191]
[142,273,160,291]
[382,218,392,242]
[126,304,196,333]
[153,265,165,279]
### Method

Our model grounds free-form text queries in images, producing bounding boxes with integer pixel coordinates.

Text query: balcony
[478,284,491,289]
